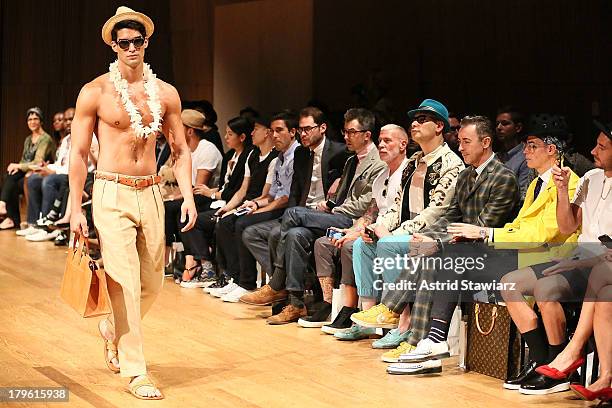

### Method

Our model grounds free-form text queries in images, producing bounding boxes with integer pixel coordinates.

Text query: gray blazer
[332,146,386,220]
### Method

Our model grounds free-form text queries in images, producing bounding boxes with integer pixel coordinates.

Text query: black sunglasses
[116,37,145,50]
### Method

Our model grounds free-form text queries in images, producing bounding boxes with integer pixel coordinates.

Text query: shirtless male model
[69,6,197,400]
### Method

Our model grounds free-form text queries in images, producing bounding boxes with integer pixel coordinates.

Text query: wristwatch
[479,228,488,241]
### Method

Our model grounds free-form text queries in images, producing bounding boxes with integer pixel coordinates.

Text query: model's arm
[69,84,97,237]
[162,84,197,232]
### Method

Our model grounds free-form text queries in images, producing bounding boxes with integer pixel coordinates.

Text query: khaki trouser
[92,174,165,377]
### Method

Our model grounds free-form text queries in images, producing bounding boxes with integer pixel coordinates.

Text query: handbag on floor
[60,233,111,318]
[466,301,521,380]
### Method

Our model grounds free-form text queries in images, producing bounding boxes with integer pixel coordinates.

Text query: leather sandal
[181,263,202,282]
[98,321,120,374]
[128,375,164,400]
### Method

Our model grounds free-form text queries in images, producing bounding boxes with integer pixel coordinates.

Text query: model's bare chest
[98,84,165,132]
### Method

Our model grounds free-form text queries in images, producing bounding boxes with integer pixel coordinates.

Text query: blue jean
[353,234,412,299]
[276,207,353,292]
[27,173,68,224]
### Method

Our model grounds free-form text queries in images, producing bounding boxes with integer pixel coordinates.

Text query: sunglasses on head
[115,36,145,50]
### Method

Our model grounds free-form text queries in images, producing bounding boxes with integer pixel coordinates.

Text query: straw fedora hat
[101,6,154,45]
[181,109,207,130]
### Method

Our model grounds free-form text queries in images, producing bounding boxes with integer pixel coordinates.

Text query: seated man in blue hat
[321,99,464,342]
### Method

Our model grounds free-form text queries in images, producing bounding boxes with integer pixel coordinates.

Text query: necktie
[533,177,544,199]
[467,167,477,191]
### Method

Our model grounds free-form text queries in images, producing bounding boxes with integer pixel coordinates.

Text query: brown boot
[266,304,307,325]
[239,284,288,306]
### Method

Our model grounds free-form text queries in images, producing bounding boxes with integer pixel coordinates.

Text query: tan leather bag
[466,302,521,380]
[60,234,111,318]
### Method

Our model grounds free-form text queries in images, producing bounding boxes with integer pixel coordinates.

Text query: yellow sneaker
[381,342,416,363]
[350,304,399,329]
[350,304,386,321]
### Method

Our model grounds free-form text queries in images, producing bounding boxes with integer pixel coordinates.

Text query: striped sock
[426,319,449,343]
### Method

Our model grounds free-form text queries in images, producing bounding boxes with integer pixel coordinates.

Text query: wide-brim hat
[407,99,450,132]
[524,113,570,140]
[101,6,154,45]
[594,119,612,141]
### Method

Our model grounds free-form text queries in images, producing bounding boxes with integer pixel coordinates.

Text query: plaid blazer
[422,155,520,242]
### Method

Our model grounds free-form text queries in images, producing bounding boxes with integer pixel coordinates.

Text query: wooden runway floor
[0,231,594,407]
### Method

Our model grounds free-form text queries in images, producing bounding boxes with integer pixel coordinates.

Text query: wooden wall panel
[169,0,214,102]
[213,0,313,134]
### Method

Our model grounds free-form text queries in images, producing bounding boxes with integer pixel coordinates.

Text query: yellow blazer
[492,169,580,267]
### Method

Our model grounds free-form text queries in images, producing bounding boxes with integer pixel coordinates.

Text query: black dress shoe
[504,361,538,390]
[519,372,577,395]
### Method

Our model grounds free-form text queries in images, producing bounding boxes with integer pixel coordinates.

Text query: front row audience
[2,99,610,403]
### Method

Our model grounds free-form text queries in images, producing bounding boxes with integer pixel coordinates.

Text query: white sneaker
[386,359,443,375]
[398,338,450,363]
[26,229,61,241]
[210,282,238,298]
[221,286,249,303]
[180,278,207,289]
[36,216,54,227]
[16,226,40,236]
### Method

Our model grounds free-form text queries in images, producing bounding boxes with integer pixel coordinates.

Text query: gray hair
[380,124,408,140]
[460,115,494,140]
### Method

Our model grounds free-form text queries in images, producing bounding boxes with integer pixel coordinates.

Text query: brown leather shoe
[266,304,307,325]
[239,284,288,306]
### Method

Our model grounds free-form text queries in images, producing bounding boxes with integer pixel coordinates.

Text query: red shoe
[570,384,612,402]
[535,357,585,379]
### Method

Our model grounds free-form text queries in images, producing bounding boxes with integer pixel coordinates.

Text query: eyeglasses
[413,115,438,124]
[297,125,320,134]
[524,141,546,152]
[115,36,145,50]
[495,120,514,127]
[449,126,461,132]
[341,128,369,137]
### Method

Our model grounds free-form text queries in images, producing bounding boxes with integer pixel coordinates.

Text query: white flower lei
[109,60,162,139]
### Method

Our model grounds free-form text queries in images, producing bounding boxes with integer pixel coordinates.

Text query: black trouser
[180,209,217,262]
[215,209,285,289]
[164,195,211,246]
[430,243,517,323]
[1,170,26,224]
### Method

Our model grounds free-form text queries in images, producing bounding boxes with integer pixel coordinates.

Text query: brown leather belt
[95,172,161,189]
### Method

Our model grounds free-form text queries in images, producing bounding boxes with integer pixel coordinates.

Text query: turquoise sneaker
[334,324,377,341]
[372,329,412,349]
